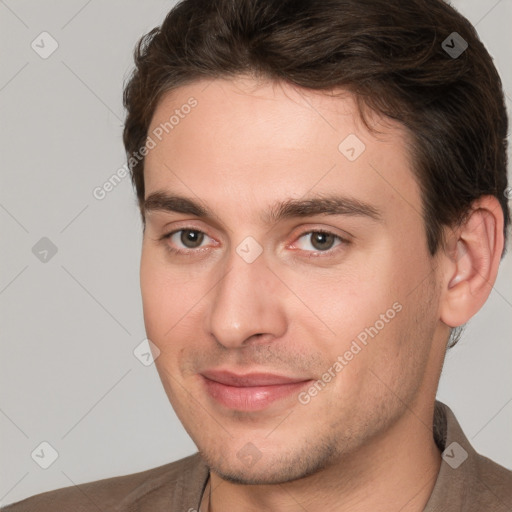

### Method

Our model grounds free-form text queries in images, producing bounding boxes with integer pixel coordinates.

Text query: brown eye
[179,229,205,248]
[310,232,336,251]
[293,230,345,254]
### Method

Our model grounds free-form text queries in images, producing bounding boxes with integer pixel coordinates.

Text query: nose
[204,244,287,349]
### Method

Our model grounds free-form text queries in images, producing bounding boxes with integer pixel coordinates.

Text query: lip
[201,370,313,411]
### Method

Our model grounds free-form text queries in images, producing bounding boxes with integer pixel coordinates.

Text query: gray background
[0,0,511,506]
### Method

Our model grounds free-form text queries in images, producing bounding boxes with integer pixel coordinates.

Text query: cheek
[300,249,434,389]
[140,248,184,341]
[359,276,439,403]
[140,247,211,361]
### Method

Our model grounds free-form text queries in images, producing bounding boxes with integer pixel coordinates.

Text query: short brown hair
[123,0,510,256]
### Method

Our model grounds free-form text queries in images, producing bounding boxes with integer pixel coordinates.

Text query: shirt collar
[424,400,511,511]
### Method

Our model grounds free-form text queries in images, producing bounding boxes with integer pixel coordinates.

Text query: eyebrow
[143,191,382,224]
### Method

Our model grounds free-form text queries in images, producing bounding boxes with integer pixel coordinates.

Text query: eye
[165,229,212,252]
[293,230,345,254]
[160,227,348,257]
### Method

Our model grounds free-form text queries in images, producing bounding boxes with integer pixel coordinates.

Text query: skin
[140,76,504,511]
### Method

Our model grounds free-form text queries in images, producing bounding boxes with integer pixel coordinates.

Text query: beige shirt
[2,401,512,511]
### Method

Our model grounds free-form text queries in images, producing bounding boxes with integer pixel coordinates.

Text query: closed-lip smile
[200,369,313,411]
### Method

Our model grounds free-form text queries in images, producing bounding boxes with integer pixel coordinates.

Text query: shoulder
[470,451,512,509]
[1,453,209,512]
[427,401,512,511]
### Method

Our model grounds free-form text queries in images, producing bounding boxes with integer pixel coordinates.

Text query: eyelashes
[160,228,350,258]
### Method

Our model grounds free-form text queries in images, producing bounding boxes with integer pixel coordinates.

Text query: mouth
[200,370,314,411]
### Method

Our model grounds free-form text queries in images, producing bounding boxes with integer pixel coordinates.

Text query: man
[3,0,511,510]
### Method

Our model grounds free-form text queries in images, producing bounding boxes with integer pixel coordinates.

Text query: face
[140,77,446,485]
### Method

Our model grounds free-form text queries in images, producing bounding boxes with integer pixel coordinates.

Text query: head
[123,0,509,485]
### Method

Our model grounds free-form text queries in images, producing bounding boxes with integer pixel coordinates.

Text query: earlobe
[440,196,504,329]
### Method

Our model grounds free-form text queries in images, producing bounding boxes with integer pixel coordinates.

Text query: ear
[439,195,505,328]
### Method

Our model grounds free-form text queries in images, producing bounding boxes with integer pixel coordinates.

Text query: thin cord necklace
[200,476,212,512]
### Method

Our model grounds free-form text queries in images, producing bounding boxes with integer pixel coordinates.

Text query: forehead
[144,77,420,226]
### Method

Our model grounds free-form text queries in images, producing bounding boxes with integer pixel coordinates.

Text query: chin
[199,442,337,485]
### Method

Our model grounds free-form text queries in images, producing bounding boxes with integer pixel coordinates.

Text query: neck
[205,406,442,512]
